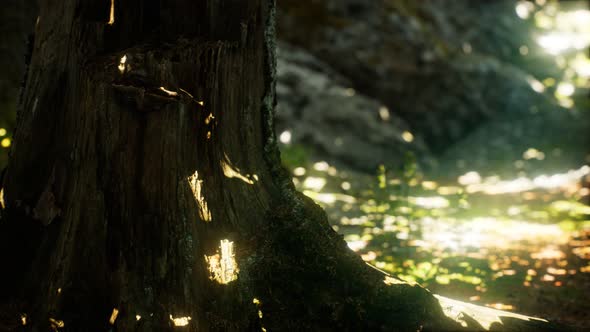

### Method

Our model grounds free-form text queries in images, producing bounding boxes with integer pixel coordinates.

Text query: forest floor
[288,158,590,330]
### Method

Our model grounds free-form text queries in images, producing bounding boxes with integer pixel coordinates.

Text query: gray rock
[277,0,560,150]
[275,43,430,172]
[436,105,590,179]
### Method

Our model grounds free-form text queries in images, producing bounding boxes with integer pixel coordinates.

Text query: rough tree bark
[0,0,568,331]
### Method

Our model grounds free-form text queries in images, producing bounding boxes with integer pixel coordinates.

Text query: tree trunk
[0,1,567,331]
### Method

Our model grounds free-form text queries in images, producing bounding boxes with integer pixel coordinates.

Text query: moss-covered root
[243,192,573,331]
[242,193,459,331]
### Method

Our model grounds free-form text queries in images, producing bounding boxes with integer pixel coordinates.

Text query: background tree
[0,0,569,331]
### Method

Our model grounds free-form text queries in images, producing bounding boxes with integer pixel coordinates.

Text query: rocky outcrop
[436,105,590,179]
[277,0,559,151]
[275,43,431,172]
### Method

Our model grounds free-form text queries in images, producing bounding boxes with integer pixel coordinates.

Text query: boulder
[277,0,560,150]
[275,43,431,172]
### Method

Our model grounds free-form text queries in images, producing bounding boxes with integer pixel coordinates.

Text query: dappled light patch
[522,148,545,161]
[252,298,267,331]
[554,81,576,108]
[436,294,547,330]
[571,54,590,78]
[401,131,414,143]
[345,236,367,252]
[408,196,449,209]
[187,171,212,222]
[107,0,115,25]
[341,181,351,191]
[221,154,258,185]
[555,82,575,98]
[531,246,566,260]
[293,167,306,177]
[302,177,326,191]
[109,308,119,325]
[159,87,178,97]
[464,166,590,195]
[421,181,437,190]
[485,303,515,311]
[437,186,462,195]
[279,130,292,144]
[205,239,239,284]
[421,217,568,250]
[361,251,377,261]
[378,106,390,121]
[302,191,356,205]
[343,88,355,97]
[550,200,590,217]
[1,137,11,148]
[515,1,534,19]
[547,267,567,275]
[527,76,545,93]
[534,5,590,54]
[572,246,590,260]
[169,315,191,327]
[383,275,406,286]
[313,161,330,172]
[204,113,215,125]
[118,55,127,74]
[49,318,64,331]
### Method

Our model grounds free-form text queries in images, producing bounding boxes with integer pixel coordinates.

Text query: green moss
[279,144,311,170]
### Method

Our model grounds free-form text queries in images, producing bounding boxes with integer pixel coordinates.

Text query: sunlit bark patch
[205,113,215,125]
[383,275,406,286]
[109,308,119,325]
[221,154,258,185]
[49,318,64,330]
[118,55,127,74]
[252,298,267,331]
[159,87,178,97]
[169,315,191,327]
[252,298,263,319]
[187,171,212,222]
[107,0,115,25]
[205,240,239,284]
